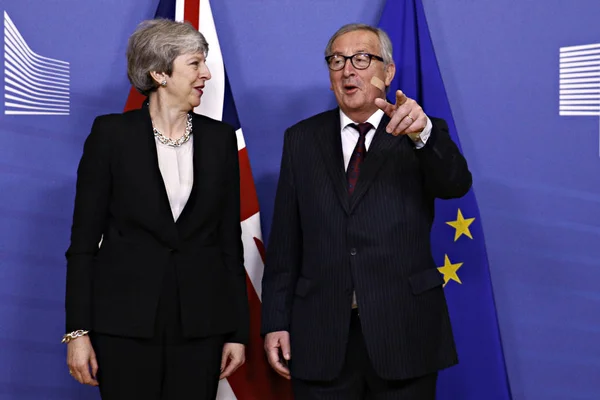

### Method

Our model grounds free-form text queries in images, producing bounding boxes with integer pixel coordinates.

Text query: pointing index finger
[396,90,408,106]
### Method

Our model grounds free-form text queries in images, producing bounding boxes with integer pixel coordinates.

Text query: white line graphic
[4,11,70,115]
[559,43,600,155]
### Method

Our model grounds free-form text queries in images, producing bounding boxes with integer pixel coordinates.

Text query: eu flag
[378,1,512,398]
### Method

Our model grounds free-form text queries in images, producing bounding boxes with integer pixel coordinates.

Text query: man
[261,23,472,399]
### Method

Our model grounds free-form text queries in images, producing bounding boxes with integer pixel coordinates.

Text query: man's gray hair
[127,19,209,96]
[324,23,393,66]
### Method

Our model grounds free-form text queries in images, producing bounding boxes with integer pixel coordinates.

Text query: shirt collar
[339,108,385,131]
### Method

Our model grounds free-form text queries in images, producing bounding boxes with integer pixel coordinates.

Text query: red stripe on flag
[226,273,293,400]
[184,0,200,29]
[253,237,265,263]
[238,147,261,221]
[123,86,146,112]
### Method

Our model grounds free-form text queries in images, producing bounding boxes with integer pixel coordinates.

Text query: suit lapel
[315,109,350,214]
[349,114,402,212]
[138,102,175,228]
[131,102,179,248]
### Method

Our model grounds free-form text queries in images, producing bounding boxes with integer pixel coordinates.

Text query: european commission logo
[3,11,70,115]
[559,43,600,154]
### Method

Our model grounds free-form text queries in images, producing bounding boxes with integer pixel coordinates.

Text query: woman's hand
[67,336,99,386]
[219,343,245,379]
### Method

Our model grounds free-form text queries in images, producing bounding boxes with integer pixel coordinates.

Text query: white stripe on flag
[199,0,225,120]
[235,128,246,151]
[241,212,264,298]
[216,379,237,400]
[175,0,184,23]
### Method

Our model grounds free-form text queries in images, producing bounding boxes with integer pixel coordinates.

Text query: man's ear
[384,62,396,87]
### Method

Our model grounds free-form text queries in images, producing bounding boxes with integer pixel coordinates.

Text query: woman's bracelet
[61,330,89,344]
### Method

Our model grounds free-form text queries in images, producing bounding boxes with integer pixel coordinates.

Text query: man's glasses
[325,53,384,71]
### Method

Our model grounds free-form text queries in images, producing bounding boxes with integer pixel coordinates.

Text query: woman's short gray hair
[127,19,209,96]
[324,23,393,66]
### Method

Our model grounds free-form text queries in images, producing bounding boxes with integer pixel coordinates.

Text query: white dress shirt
[155,136,194,221]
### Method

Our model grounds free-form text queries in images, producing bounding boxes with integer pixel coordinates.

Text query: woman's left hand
[220,343,245,379]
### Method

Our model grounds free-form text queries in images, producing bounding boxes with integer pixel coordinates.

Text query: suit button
[350,248,357,256]
[167,248,175,253]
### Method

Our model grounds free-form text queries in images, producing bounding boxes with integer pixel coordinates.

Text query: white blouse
[155,136,194,221]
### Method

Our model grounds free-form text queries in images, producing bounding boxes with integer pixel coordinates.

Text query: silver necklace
[153,113,193,147]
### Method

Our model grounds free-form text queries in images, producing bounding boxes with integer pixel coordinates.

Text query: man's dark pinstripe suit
[261,108,472,384]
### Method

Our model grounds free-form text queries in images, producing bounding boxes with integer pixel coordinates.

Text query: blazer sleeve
[261,128,302,335]
[220,127,250,344]
[65,116,112,332]
[415,117,473,199]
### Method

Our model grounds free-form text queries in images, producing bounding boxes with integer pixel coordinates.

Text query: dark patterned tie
[346,122,373,195]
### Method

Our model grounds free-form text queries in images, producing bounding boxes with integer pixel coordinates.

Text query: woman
[63,19,248,399]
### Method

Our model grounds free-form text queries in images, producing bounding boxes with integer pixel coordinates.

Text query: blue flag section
[378,1,512,398]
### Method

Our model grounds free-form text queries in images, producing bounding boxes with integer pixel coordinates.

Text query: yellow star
[438,254,463,287]
[446,209,475,241]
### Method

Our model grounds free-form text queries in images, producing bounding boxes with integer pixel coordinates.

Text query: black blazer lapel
[349,114,403,212]
[315,110,350,214]
[137,105,180,243]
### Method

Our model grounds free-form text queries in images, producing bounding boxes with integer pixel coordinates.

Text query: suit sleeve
[220,127,250,344]
[415,117,473,199]
[261,129,302,335]
[65,116,112,332]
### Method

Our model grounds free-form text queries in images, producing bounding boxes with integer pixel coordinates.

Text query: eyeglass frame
[324,52,385,71]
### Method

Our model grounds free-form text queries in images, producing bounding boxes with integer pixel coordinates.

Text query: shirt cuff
[412,117,432,149]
